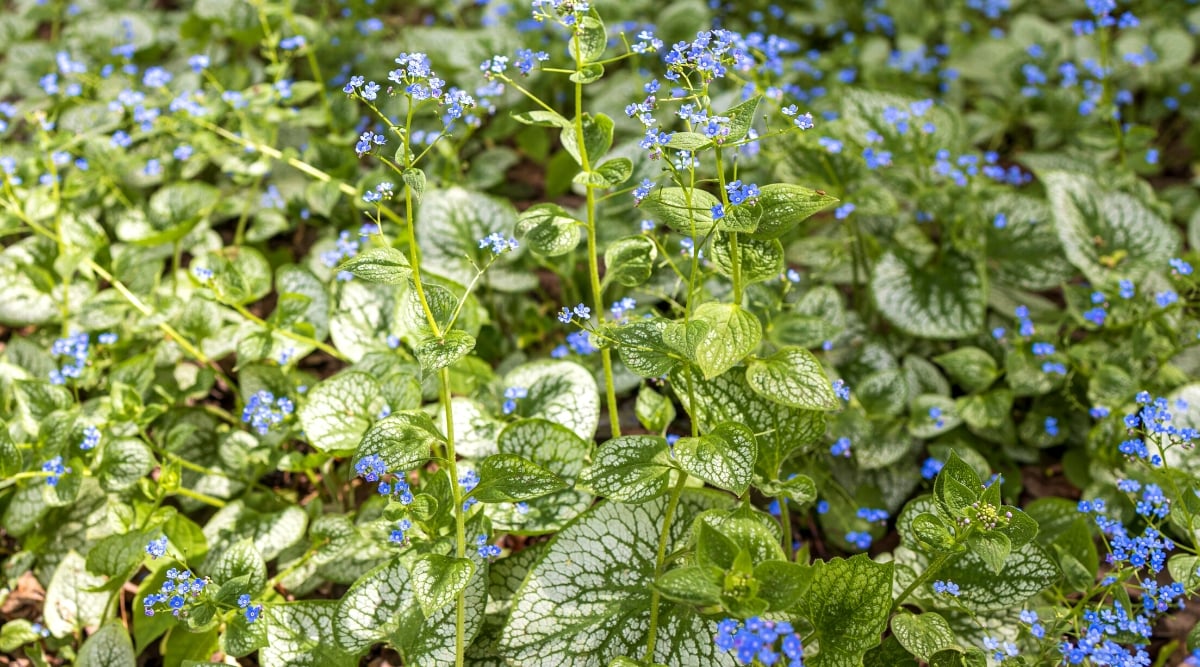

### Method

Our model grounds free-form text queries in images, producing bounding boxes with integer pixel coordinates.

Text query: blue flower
[460,470,480,511]
[714,617,803,667]
[830,437,852,458]
[241,390,294,435]
[921,457,944,479]
[1044,417,1059,436]
[80,426,101,451]
[832,379,850,401]
[856,507,889,523]
[502,387,528,415]
[846,531,873,550]
[479,232,519,254]
[834,203,856,219]
[237,594,251,608]
[41,456,69,486]
[932,580,961,596]
[476,534,502,559]
[245,604,263,623]
[146,536,168,560]
[1169,258,1193,275]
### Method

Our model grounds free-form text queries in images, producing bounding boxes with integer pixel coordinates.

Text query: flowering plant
[2,0,1200,666]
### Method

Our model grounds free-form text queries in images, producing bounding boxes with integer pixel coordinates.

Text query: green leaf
[77,621,137,667]
[337,247,412,284]
[753,560,813,611]
[640,187,720,235]
[501,493,737,667]
[759,475,818,505]
[333,558,410,654]
[223,612,268,658]
[749,183,837,240]
[665,132,711,150]
[654,565,724,606]
[933,452,983,518]
[402,168,426,203]
[933,347,999,393]
[603,235,658,288]
[355,412,443,477]
[418,188,534,292]
[211,539,268,592]
[43,551,109,637]
[298,371,385,455]
[574,158,633,188]
[722,96,761,144]
[118,182,218,245]
[984,194,1073,290]
[674,369,825,479]
[413,330,476,373]
[635,386,676,434]
[937,542,1058,611]
[799,555,893,667]
[967,531,1011,574]
[410,554,476,616]
[561,113,614,166]
[0,426,19,477]
[493,419,593,534]
[689,303,762,380]
[261,601,353,667]
[603,319,681,378]
[1038,170,1178,284]
[512,109,571,128]
[746,347,839,410]
[909,513,956,552]
[709,233,781,283]
[97,437,155,492]
[891,612,956,662]
[673,422,757,495]
[928,648,988,667]
[871,251,985,340]
[471,453,568,503]
[568,13,607,62]
[516,203,582,257]
[201,501,307,571]
[577,435,673,503]
[504,360,600,441]
[86,529,151,581]
[201,245,273,305]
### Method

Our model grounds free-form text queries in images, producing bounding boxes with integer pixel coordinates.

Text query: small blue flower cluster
[932,580,961,596]
[146,536,168,560]
[476,534,502,559]
[551,331,597,358]
[143,568,206,617]
[831,379,850,401]
[1079,500,1173,574]
[983,636,1019,662]
[460,470,480,511]
[503,387,528,415]
[237,593,264,623]
[241,390,295,436]
[80,425,101,451]
[845,530,872,550]
[557,303,591,324]
[479,232,519,254]
[921,457,944,480]
[830,437,851,458]
[1118,393,1197,465]
[320,230,360,281]
[929,406,945,429]
[1083,291,1107,326]
[609,297,637,322]
[714,617,804,667]
[390,518,414,545]
[362,181,394,203]
[856,507,889,523]
[41,456,70,486]
[49,332,93,384]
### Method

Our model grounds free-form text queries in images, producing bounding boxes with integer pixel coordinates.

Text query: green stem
[570,32,621,437]
[174,486,227,508]
[891,550,957,613]
[643,473,687,661]
[229,301,346,361]
[779,498,793,559]
[440,367,468,667]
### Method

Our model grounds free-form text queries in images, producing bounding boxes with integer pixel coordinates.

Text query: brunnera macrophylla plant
[3,0,1200,665]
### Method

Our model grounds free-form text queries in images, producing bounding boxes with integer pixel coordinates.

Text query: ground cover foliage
[2,0,1200,665]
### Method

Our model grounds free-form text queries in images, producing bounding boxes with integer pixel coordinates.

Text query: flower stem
[643,473,687,662]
